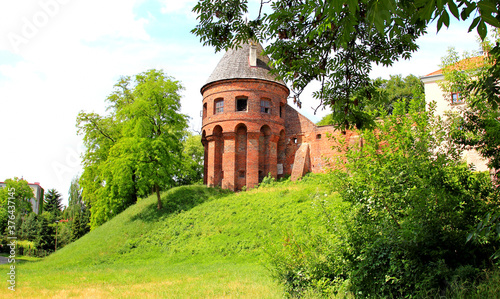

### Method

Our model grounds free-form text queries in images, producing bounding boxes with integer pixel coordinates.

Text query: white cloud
[0,0,150,54]
[159,0,197,15]
[0,0,487,206]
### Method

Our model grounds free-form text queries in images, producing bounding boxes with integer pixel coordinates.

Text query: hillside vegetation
[1,176,339,298]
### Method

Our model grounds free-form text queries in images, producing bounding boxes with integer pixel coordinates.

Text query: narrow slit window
[261,100,271,114]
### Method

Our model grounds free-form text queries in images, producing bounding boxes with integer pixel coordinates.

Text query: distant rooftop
[202,42,287,91]
[424,55,486,77]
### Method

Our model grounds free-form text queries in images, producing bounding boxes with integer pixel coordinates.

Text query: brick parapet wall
[282,105,359,176]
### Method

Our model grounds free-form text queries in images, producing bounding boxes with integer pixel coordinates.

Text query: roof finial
[249,43,257,67]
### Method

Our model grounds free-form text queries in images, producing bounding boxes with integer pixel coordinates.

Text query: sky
[0,0,483,206]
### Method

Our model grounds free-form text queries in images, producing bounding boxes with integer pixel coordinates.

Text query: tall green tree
[192,0,499,130]
[375,74,425,114]
[78,69,188,228]
[19,212,39,240]
[0,177,34,214]
[176,132,204,186]
[64,176,90,239]
[36,212,56,253]
[65,176,86,219]
[0,177,34,233]
[44,189,63,217]
[117,69,188,210]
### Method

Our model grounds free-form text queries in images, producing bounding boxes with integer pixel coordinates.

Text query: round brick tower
[201,42,290,191]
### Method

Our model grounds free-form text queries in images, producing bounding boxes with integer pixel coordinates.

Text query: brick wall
[201,78,359,189]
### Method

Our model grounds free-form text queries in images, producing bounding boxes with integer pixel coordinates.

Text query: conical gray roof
[202,42,287,91]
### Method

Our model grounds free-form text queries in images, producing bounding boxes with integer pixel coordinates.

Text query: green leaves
[0,177,34,214]
[44,189,63,217]
[478,0,500,28]
[78,69,188,228]
[191,0,499,129]
[447,0,459,19]
[192,0,429,130]
[331,99,499,296]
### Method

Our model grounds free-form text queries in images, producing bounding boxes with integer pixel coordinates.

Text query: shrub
[334,101,500,297]
[266,191,352,297]
[17,240,36,256]
[268,100,500,297]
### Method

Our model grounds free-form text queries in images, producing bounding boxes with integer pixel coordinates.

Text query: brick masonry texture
[200,42,358,191]
[201,78,359,191]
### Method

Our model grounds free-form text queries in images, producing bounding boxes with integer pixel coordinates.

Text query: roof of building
[202,42,287,91]
[423,55,486,77]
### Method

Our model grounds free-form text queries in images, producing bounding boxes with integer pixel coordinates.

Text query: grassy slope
[0,175,340,298]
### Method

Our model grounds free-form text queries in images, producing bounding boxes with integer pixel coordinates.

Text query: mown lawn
[1,258,282,298]
[0,176,336,298]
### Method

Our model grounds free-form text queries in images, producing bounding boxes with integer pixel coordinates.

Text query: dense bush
[266,190,352,297]
[269,100,500,297]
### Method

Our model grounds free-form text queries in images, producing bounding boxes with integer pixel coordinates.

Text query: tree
[275,100,500,297]
[176,132,204,186]
[36,212,56,253]
[375,74,425,114]
[78,69,188,228]
[19,212,56,254]
[44,189,63,217]
[19,212,39,240]
[439,34,500,260]
[317,74,424,125]
[67,176,84,216]
[65,176,88,221]
[438,39,500,171]
[64,176,90,239]
[0,177,34,233]
[192,0,500,130]
[0,177,34,214]
[118,69,188,210]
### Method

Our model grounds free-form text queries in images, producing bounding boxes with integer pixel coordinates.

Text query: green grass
[0,175,339,298]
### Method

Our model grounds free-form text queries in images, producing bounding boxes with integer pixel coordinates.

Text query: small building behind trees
[0,180,44,214]
[421,55,490,172]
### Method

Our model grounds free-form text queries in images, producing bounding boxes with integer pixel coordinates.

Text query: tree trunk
[131,173,138,204]
[155,184,162,210]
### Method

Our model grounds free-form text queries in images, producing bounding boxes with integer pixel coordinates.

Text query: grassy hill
[1,175,341,298]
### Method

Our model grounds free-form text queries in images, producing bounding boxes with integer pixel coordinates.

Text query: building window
[451,92,463,104]
[236,97,248,112]
[239,171,245,178]
[280,104,284,118]
[203,103,207,118]
[261,99,271,114]
[316,134,321,140]
[214,98,224,114]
